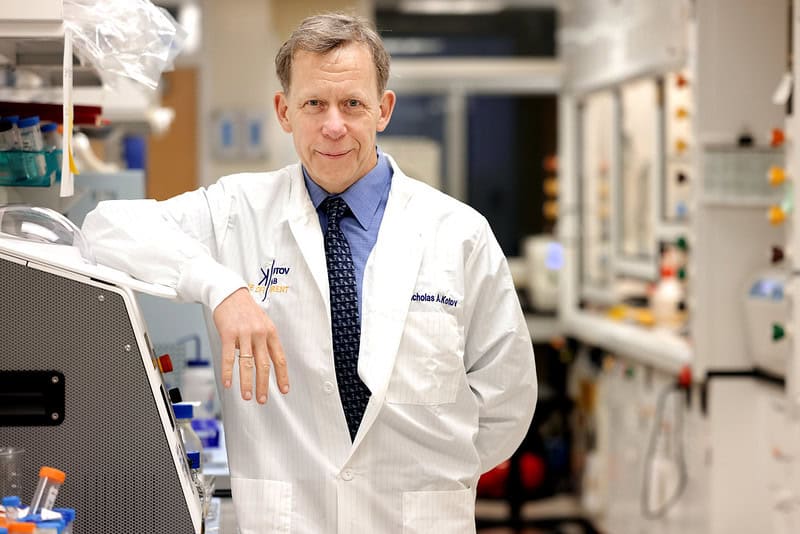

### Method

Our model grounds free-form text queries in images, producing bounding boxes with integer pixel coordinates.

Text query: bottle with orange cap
[28,467,65,514]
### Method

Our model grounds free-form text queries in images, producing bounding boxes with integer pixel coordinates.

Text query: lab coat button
[323,381,335,394]
[341,469,354,481]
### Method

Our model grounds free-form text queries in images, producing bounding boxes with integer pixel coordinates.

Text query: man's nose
[321,108,346,139]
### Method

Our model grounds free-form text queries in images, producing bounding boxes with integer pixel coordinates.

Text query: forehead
[290,42,378,94]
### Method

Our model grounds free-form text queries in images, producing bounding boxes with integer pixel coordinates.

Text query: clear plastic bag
[63,0,187,91]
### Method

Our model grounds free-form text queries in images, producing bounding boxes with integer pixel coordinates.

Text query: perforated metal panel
[0,257,196,533]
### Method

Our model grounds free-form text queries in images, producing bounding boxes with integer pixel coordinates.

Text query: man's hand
[213,288,290,403]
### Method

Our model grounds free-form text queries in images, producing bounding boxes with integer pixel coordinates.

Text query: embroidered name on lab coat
[249,259,291,301]
[411,291,458,307]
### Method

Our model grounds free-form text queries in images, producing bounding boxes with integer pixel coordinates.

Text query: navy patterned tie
[321,196,371,441]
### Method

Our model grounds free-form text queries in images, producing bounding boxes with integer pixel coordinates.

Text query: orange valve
[771,128,786,148]
[676,73,689,88]
[768,205,787,225]
[768,166,787,187]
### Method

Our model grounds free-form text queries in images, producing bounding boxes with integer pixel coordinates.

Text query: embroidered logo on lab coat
[249,259,291,301]
[411,291,458,307]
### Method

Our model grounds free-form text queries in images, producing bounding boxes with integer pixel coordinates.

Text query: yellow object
[675,107,689,119]
[543,200,558,220]
[768,166,787,187]
[607,305,627,321]
[635,309,656,327]
[543,177,558,196]
[768,205,787,225]
[675,139,688,153]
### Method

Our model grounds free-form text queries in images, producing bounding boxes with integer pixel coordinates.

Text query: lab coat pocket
[402,488,476,534]
[387,311,463,405]
[230,477,292,533]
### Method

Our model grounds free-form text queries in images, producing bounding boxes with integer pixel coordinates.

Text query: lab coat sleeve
[82,182,247,310]
[462,221,537,474]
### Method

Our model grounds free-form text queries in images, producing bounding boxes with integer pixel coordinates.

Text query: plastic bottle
[173,403,203,461]
[0,120,17,150]
[17,116,46,178]
[40,123,62,178]
[187,451,209,518]
[651,266,684,330]
[28,467,65,514]
[0,498,19,521]
[182,359,219,419]
[0,119,25,180]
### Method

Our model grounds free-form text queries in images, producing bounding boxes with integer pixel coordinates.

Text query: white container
[651,266,684,330]
[182,360,220,419]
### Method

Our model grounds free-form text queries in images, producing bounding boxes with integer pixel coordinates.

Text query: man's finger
[267,328,290,394]
[254,338,271,404]
[238,335,255,401]
[221,336,236,389]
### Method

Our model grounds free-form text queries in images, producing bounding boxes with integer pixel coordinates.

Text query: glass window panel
[580,92,614,289]
[619,78,657,260]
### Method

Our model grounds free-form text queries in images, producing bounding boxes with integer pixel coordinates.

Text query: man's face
[274,42,396,194]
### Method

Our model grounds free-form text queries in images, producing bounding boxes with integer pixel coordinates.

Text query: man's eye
[347,99,361,107]
[306,100,320,107]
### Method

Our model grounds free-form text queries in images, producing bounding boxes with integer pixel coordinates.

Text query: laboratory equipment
[0,206,203,533]
[173,403,203,459]
[7,523,33,533]
[651,267,685,331]
[181,359,219,420]
[743,267,789,376]
[0,448,23,499]
[53,508,74,534]
[28,467,64,514]
[16,117,46,178]
[1,497,19,521]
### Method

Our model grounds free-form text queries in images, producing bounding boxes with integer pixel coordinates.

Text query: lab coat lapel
[285,164,330,317]
[351,163,424,452]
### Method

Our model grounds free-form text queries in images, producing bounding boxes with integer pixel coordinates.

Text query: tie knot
[321,196,349,226]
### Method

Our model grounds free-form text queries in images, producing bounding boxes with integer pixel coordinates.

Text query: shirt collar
[303,147,392,231]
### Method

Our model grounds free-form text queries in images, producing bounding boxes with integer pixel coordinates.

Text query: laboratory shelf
[0,0,64,38]
[562,311,692,374]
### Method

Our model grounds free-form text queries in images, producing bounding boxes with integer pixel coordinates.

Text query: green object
[773,323,786,341]
[676,236,689,251]
[678,267,687,280]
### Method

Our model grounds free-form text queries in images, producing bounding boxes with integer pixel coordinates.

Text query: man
[83,12,536,533]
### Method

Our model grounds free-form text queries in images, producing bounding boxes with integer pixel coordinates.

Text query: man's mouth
[318,150,352,159]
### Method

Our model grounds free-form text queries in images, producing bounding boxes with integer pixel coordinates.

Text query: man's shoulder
[397,173,486,233]
[216,163,299,191]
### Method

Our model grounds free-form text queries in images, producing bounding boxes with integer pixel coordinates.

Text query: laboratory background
[0,0,794,532]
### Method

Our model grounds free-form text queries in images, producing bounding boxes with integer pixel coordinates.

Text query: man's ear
[274,92,293,133]
[376,90,396,133]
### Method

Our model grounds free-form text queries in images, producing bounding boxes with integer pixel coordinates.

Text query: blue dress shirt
[303,148,393,320]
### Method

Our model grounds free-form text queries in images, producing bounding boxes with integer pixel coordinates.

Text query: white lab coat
[83,155,537,534]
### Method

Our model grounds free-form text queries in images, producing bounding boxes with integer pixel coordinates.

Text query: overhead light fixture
[399,0,506,15]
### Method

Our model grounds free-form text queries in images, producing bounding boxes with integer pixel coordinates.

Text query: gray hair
[275,12,391,95]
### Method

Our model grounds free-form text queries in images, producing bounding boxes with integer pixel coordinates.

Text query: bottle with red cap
[651,266,684,330]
